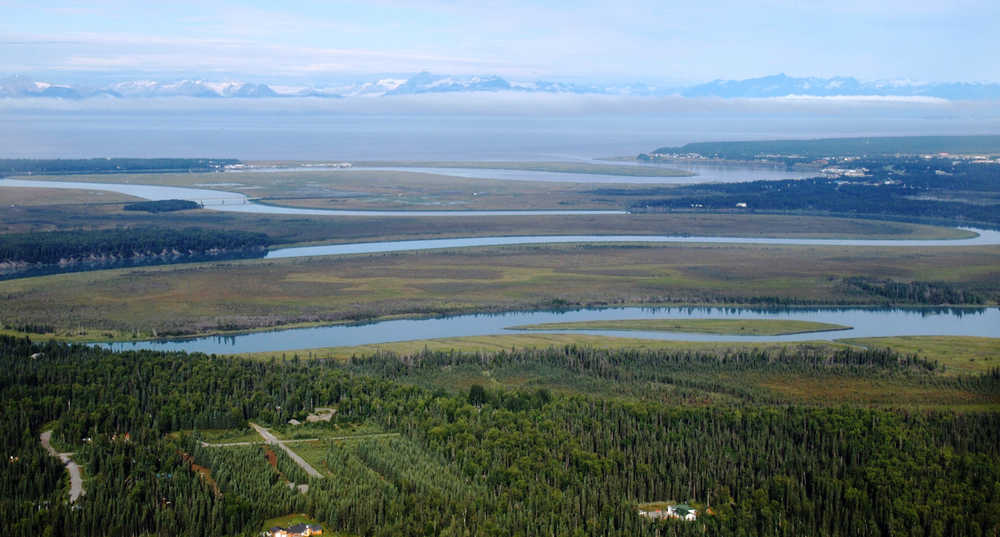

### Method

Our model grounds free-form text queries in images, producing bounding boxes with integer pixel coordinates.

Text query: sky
[3,0,999,84]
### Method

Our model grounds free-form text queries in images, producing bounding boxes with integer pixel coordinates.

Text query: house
[267,523,323,537]
[638,504,697,522]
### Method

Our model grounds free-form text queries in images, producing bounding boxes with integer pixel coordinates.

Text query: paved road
[249,423,324,479]
[40,430,85,502]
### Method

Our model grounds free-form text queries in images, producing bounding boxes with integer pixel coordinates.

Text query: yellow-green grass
[753,373,1000,410]
[2,242,997,338]
[282,441,331,477]
[509,319,850,336]
[239,334,848,361]
[839,336,1000,375]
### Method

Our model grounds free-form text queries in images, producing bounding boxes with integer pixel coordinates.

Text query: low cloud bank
[2,91,994,117]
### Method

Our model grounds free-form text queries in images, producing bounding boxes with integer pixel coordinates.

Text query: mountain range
[3,72,999,100]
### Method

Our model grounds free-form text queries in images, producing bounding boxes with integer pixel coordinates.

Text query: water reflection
[99,306,1000,355]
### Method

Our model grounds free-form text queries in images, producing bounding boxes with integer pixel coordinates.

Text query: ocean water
[4,96,999,160]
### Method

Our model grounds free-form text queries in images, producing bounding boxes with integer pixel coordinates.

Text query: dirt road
[40,430,84,502]
[249,423,324,479]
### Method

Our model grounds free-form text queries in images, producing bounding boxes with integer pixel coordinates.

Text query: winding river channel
[100,306,1000,355]
[0,178,625,216]
[4,177,1000,353]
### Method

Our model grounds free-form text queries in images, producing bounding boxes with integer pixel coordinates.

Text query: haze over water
[4,98,999,160]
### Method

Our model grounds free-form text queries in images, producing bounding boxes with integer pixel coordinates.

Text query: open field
[0,186,142,206]
[752,373,999,409]
[509,318,850,335]
[262,160,696,176]
[3,242,998,338]
[841,336,1000,375]
[6,168,667,211]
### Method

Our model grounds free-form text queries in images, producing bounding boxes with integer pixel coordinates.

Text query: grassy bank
[841,336,1000,375]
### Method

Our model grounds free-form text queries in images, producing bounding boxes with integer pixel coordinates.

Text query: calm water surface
[100,307,1000,355]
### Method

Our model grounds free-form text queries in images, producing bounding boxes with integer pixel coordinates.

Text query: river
[99,306,1000,355]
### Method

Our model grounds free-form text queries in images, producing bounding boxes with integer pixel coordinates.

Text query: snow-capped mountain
[682,73,1000,99]
[110,80,280,98]
[3,72,1000,100]
[384,72,511,95]
[0,75,118,99]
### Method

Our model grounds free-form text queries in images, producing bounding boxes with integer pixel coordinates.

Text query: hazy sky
[3,0,998,83]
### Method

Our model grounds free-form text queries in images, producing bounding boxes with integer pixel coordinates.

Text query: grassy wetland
[4,155,1000,537]
[1,240,998,339]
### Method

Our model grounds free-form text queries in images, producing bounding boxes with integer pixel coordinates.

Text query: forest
[609,157,1000,228]
[0,158,239,175]
[2,336,998,537]
[648,135,1000,160]
[0,227,269,278]
[123,200,203,213]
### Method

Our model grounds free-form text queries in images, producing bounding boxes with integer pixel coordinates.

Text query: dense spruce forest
[0,158,239,175]
[0,227,270,278]
[123,200,203,213]
[648,135,1000,160]
[607,157,1000,228]
[2,336,998,537]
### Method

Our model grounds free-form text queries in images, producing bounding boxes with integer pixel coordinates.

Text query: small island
[509,318,851,336]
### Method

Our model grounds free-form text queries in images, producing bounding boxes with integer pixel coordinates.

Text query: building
[638,504,697,521]
[267,523,323,537]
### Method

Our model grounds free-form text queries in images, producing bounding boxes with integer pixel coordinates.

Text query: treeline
[0,158,239,175]
[650,135,1000,159]
[123,199,201,213]
[0,227,269,267]
[842,277,987,305]
[2,336,999,536]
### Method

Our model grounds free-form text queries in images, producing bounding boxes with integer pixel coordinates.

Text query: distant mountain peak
[2,72,999,100]
[681,74,1000,99]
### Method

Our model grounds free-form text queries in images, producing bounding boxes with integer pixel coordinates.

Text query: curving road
[40,430,84,503]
